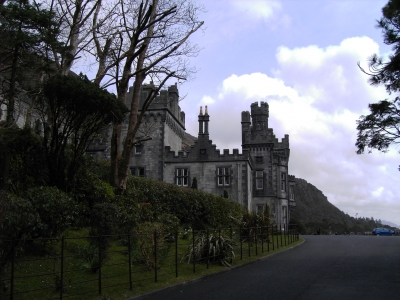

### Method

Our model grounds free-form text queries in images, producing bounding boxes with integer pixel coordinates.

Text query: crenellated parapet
[288,175,296,182]
[126,82,185,128]
[164,140,252,163]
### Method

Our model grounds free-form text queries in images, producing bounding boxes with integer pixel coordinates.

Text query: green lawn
[2,228,301,300]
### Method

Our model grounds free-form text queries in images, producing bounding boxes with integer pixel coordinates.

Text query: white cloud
[200,95,215,105]
[372,187,384,197]
[196,36,400,224]
[232,0,281,21]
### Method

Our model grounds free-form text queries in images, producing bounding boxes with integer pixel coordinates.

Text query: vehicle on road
[372,228,394,236]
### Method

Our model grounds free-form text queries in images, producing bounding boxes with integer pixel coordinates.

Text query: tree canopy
[38,74,128,190]
[356,0,400,157]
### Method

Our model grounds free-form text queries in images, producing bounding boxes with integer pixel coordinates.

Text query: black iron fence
[0,224,298,299]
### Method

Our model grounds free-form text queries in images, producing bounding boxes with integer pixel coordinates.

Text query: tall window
[256,171,263,189]
[176,168,188,186]
[257,205,264,215]
[217,167,230,186]
[290,185,294,200]
[281,173,286,191]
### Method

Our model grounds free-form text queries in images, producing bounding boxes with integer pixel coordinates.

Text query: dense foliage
[38,74,128,191]
[357,0,400,155]
[124,176,245,230]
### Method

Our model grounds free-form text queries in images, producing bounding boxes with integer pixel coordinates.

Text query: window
[176,168,189,186]
[134,144,143,155]
[138,167,145,177]
[257,205,264,215]
[217,167,230,186]
[256,171,263,189]
[290,185,294,200]
[130,167,145,177]
[281,173,286,191]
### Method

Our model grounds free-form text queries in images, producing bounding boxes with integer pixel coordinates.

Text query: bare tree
[37,0,203,192]
[120,1,202,192]
[87,0,203,192]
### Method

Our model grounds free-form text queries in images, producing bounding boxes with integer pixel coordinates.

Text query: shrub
[27,186,81,238]
[133,222,172,270]
[89,202,118,260]
[0,192,41,295]
[184,232,235,267]
[76,244,102,273]
[125,176,244,229]
[0,127,47,193]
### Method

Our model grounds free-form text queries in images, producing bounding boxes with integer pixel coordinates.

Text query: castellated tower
[128,82,185,181]
[241,101,292,226]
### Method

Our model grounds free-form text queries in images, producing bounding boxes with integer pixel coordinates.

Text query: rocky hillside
[291,178,382,234]
[182,132,197,150]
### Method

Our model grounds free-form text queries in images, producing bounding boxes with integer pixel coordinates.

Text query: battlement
[126,82,185,127]
[288,175,296,182]
[164,142,251,162]
[250,101,269,116]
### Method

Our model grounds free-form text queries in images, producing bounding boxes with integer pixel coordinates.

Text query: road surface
[134,235,400,300]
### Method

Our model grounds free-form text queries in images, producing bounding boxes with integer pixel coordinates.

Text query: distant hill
[182,132,197,150]
[381,220,399,228]
[291,178,383,234]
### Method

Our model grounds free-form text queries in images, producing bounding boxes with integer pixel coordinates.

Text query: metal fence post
[206,230,209,269]
[272,226,275,251]
[261,226,264,253]
[154,230,158,282]
[230,227,233,265]
[192,229,196,273]
[267,226,270,252]
[60,236,65,300]
[175,230,178,278]
[248,228,251,257]
[255,227,258,256]
[98,236,102,295]
[128,233,132,290]
[283,224,287,246]
[280,225,283,247]
[10,239,15,300]
[240,227,243,260]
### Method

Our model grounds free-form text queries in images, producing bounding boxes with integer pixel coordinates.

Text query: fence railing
[0,224,298,299]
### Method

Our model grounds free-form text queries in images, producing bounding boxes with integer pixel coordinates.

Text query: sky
[172,0,400,226]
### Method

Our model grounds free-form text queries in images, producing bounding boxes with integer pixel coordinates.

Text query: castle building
[124,83,296,227]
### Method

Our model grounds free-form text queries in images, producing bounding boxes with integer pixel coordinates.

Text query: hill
[291,178,382,234]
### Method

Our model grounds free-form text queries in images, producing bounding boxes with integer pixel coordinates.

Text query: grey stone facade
[127,84,296,228]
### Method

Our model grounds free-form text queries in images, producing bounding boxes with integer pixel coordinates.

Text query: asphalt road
[135,235,400,300]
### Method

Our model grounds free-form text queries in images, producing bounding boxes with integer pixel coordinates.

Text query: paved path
[136,235,400,300]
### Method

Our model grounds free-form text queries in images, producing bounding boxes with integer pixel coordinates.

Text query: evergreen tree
[357,0,400,157]
[0,0,63,191]
[0,0,63,127]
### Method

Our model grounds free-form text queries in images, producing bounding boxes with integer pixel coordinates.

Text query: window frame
[130,166,145,177]
[281,173,286,192]
[217,166,231,187]
[176,168,189,186]
[255,170,264,190]
[134,143,143,155]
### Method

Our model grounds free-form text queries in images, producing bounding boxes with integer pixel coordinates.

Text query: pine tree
[356,0,400,156]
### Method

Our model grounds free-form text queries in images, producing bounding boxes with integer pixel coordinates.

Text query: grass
[2,228,302,300]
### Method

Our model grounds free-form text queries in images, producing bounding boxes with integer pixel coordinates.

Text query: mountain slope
[291,178,382,234]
